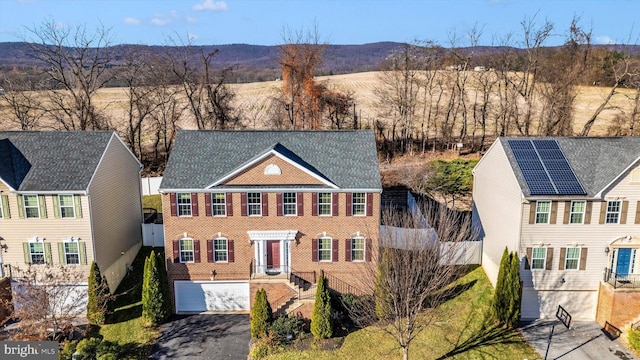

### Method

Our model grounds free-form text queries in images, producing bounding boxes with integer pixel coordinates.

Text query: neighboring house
[474,137,640,329]
[159,130,381,315]
[0,131,143,293]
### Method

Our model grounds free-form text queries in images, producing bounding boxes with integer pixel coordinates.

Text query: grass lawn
[94,246,163,359]
[266,266,540,360]
[142,194,162,212]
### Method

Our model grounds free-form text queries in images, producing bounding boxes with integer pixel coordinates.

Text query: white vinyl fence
[142,177,163,196]
[142,223,164,247]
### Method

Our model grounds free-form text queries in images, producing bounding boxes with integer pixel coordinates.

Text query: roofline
[86,132,143,193]
[0,177,15,192]
[471,138,502,176]
[594,155,640,198]
[207,149,339,189]
[159,188,383,193]
[9,190,88,195]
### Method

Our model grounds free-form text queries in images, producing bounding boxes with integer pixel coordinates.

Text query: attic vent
[264,164,282,175]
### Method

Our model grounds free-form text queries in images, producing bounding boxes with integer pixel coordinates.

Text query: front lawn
[266,266,540,359]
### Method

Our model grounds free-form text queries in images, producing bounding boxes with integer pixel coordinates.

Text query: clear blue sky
[0,0,638,47]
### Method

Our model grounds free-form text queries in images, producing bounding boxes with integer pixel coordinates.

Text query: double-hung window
[318,193,332,216]
[606,200,621,224]
[318,237,332,262]
[0,196,3,219]
[29,242,45,265]
[352,193,366,216]
[351,237,365,261]
[535,201,551,224]
[212,193,226,216]
[64,242,80,265]
[569,201,585,224]
[177,193,192,217]
[214,238,228,262]
[247,192,261,216]
[565,247,580,270]
[179,239,194,263]
[283,192,297,216]
[531,247,547,270]
[59,195,76,218]
[24,195,40,218]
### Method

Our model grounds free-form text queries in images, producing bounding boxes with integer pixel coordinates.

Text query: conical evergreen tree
[493,247,510,324]
[506,251,522,328]
[87,261,109,325]
[250,288,273,338]
[142,250,168,325]
[311,271,332,339]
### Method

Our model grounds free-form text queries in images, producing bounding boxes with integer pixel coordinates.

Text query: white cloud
[186,16,197,24]
[595,35,615,45]
[123,17,141,26]
[193,0,228,12]
[151,15,172,26]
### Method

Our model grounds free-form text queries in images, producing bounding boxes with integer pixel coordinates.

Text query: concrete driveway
[149,313,250,360]
[520,320,637,360]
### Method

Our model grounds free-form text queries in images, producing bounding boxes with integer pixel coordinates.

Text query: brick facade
[596,282,640,329]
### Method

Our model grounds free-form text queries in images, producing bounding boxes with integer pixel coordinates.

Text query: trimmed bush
[629,328,640,352]
[270,314,303,343]
[76,337,101,359]
[251,288,273,338]
[142,250,169,325]
[311,271,333,339]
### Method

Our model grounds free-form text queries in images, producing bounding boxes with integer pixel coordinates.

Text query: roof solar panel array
[507,139,586,195]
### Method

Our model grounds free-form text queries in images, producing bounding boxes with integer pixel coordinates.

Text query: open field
[3,71,636,138]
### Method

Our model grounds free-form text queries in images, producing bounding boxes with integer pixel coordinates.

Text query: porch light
[605,247,610,254]
[210,270,217,281]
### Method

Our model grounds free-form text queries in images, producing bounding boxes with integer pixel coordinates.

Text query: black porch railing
[603,268,640,289]
[323,271,363,296]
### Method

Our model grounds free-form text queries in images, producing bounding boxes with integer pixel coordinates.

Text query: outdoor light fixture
[605,247,610,254]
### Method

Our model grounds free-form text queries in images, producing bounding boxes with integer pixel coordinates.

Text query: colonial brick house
[0,131,143,292]
[473,137,640,329]
[159,130,381,314]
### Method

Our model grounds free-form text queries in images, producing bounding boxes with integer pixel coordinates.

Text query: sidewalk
[520,320,637,360]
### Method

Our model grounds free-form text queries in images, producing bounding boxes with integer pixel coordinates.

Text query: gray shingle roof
[500,137,640,197]
[160,130,382,190]
[0,131,114,191]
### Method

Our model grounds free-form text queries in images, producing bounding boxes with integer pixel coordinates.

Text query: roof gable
[160,130,382,190]
[0,131,116,192]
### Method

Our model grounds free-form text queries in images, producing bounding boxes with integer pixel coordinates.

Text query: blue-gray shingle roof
[0,131,114,191]
[160,130,382,190]
[500,137,640,197]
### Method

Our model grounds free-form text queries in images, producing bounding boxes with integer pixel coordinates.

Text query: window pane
[24,195,40,218]
[570,201,585,224]
[177,193,192,216]
[606,201,621,224]
[352,237,365,261]
[353,193,366,216]
[60,195,75,218]
[535,201,550,224]
[212,193,226,216]
[180,239,194,262]
[318,193,331,215]
[248,193,261,216]
[531,247,546,270]
[214,238,228,262]
[30,243,45,264]
[65,242,79,265]
[319,238,332,261]
[283,192,297,215]
[565,247,580,270]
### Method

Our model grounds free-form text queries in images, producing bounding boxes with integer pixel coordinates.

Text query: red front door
[266,240,280,269]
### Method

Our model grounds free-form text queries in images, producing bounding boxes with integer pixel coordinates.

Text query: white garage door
[174,281,250,313]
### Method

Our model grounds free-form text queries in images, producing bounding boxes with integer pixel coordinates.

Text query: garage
[174,281,250,313]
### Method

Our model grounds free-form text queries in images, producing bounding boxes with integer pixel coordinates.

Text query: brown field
[2,71,636,137]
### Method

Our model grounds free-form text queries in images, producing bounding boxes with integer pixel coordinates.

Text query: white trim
[247,230,298,242]
[0,177,15,191]
[86,132,143,194]
[206,149,339,189]
[596,156,640,198]
[160,187,382,193]
[13,190,87,195]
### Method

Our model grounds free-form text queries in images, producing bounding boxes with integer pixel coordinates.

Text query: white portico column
[248,230,298,273]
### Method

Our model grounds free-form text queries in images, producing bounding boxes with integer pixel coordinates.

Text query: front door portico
[248,230,298,274]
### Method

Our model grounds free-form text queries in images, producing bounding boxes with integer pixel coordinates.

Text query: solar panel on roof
[507,139,586,195]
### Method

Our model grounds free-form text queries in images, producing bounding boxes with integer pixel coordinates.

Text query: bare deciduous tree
[0,79,48,130]
[21,20,114,130]
[346,206,472,360]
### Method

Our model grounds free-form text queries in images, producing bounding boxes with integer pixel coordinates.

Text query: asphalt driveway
[149,313,250,360]
[520,320,637,360]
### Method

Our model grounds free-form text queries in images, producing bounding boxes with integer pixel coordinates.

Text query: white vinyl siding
[535,201,551,224]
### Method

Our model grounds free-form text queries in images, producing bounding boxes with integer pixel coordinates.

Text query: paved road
[149,313,250,360]
[520,320,637,360]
